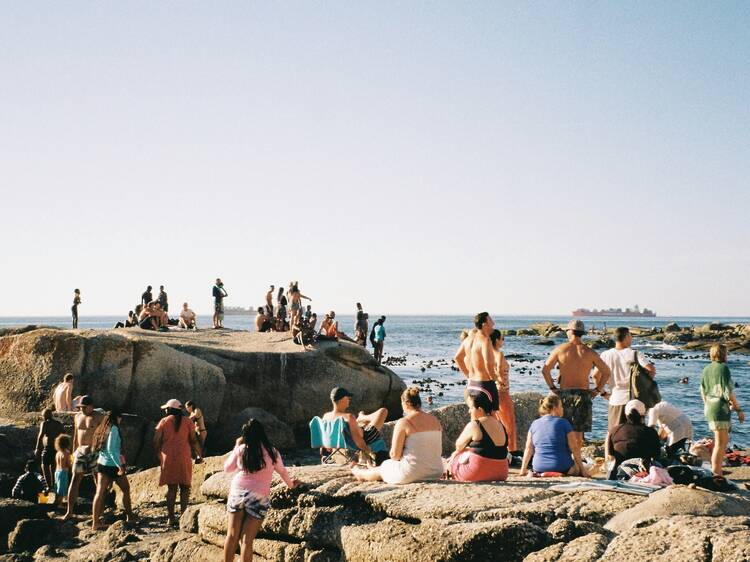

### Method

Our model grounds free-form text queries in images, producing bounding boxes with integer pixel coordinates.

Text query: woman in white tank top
[352,388,443,484]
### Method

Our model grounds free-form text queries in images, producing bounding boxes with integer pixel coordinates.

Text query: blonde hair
[709,343,727,363]
[539,394,562,415]
[459,329,470,341]
[401,387,422,409]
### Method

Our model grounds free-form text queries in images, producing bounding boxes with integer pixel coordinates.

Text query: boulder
[663,322,681,333]
[211,407,295,452]
[0,499,45,551]
[7,518,69,554]
[340,517,550,562]
[600,515,750,562]
[524,532,610,562]
[381,393,543,457]
[530,323,563,337]
[0,328,404,447]
[605,485,750,533]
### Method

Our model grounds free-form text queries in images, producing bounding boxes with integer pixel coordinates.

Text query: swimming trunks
[54,469,69,496]
[467,380,499,413]
[214,302,224,314]
[559,389,593,433]
[291,301,300,312]
[73,449,98,475]
[41,446,56,466]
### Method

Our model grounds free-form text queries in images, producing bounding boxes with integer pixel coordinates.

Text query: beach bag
[629,351,661,408]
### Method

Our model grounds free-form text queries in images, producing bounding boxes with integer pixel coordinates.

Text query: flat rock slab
[600,515,750,562]
[606,485,750,533]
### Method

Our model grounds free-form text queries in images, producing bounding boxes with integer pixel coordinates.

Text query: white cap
[625,399,646,417]
[161,398,183,410]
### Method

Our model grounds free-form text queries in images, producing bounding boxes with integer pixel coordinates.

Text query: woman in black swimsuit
[72,289,81,329]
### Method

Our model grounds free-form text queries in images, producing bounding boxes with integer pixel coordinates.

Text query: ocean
[2,314,749,447]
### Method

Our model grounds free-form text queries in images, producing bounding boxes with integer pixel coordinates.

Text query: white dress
[380,430,443,484]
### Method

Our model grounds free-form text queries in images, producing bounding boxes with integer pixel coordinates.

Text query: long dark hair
[93,409,123,451]
[240,419,277,473]
[167,407,182,431]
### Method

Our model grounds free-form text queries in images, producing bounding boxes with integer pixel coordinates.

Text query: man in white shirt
[647,401,693,456]
[594,326,656,432]
[179,302,197,329]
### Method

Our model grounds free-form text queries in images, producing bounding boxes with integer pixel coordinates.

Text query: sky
[1,3,749,317]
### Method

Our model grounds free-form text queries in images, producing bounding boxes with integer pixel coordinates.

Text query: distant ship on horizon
[223,306,254,316]
[572,304,656,318]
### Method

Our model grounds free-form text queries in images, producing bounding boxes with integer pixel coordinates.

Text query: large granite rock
[0,328,405,447]
[605,485,750,533]
[381,392,543,457]
[211,407,295,452]
[0,499,46,552]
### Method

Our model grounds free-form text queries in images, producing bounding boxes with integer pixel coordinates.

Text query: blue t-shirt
[374,324,386,342]
[529,415,574,473]
[98,426,122,468]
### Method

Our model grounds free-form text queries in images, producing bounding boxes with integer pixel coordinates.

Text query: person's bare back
[555,341,599,390]
[469,331,495,381]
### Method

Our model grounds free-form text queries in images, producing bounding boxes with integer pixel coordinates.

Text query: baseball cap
[625,399,646,417]
[566,319,585,332]
[330,387,353,402]
[76,395,93,407]
[161,398,183,410]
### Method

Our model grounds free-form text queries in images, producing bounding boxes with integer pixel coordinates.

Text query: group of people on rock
[16,377,212,530]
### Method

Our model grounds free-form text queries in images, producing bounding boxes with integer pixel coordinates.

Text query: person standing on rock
[64,395,105,520]
[355,303,368,347]
[53,373,74,412]
[185,400,207,452]
[35,408,64,491]
[455,313,500,414]
[141,285,153,307]
[701,344,744,476]
[223,419,299,562]
[276,287,287,331]
[288,282,311,331]
[213,278,228,329]
[71,288,81,328]
[594,326,656,455]
[541,319,612,470]
[154,399,202,527]
[265,285,274,317]
[158,285,169,313]
[372,316,386,364]
[490,330,517,453]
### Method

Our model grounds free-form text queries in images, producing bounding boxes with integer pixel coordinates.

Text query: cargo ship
[572,305,656,318]
[223,306,254,316]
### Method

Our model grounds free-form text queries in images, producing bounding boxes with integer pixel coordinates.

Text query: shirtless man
[266,285,275,317]
[35,408,63,490]
[64,395,105,519]
[322,387,389,465]
[541,319,612,473]
[53,373,74,412]
[454,312,500,414]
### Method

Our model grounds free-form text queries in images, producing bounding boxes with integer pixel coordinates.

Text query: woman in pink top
[223,419,300,562]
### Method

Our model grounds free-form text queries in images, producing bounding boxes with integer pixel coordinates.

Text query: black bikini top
[468,419,508,460]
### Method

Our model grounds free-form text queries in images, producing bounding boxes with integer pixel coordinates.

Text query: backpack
[629,351,661,408]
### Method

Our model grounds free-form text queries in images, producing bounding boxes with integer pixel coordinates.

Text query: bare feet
[91,520,106,531]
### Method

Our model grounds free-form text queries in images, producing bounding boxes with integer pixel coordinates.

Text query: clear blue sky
[1,3,748,316]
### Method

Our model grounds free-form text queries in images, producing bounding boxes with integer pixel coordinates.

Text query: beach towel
[630,466,673,487]
[549,479,660,496]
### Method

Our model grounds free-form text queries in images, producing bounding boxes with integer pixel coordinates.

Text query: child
[54,434,72,507]
[12,460,45,503]
[223,419,299,562]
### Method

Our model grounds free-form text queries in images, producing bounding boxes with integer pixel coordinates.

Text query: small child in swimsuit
[54,434,72,507]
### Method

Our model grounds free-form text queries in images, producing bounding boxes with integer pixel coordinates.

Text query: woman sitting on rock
[701,343,745,477]
[519,394,587,477]
[351,388,443,484]
[607,399,661,479]
[223,419,299,562]
[448,390,509,482]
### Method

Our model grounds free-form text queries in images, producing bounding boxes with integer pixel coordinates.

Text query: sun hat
[625,399,646,417]
[566,319,585,332]
[330,387,353,402]
[161,398,183,410]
